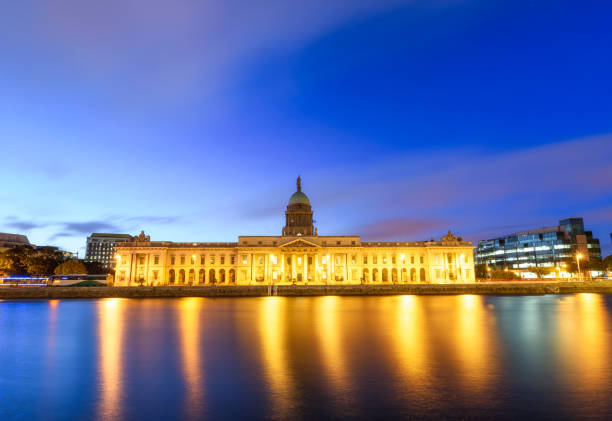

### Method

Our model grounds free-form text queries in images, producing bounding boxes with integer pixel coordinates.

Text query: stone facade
[114,179,475,286]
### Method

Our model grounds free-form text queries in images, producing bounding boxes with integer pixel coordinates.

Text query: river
[1,294,611,420]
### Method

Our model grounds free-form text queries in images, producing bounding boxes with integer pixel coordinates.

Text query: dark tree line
[0,246,110,276]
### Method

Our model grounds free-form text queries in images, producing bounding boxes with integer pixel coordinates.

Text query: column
[304,253,308,282]
[144,253,150,286]
[314,254,319,283]
[291,254,296,281]
[281,253,285,283]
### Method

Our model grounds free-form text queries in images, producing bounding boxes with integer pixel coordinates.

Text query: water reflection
[97,298,124,421]
[393,295,433,396]
[557,294,611,403]
[454,295,499,393]
[258,297,296,419]
[178,298,205,420]
[4,295,612,420]
[315,296,354,415]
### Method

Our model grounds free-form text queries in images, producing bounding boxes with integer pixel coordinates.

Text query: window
[258,256,263,265]
[180,256,185,265]
[201,256,205,265]
[351,255,356,264]
[153,270,158,280]
[258,241,262,245]
[231,255,235,264]
[322,256,327,265]
[392,256,396,264]
[363,256,368,264]
[420,256,424,264]
[297,257,302,265]
[351,241,356,245]
[383,256,387,264]
[154,256,159,265]
[210,256,215,264]
[308,256,313,265]
[373,256,377,264]
[271,255,277,265]
[242,255,247,264]
[191,255,195,264]
[336,241,341,245]
[139,257,144,265]
[221,256,225,265]
[335,255,341,265]
[411,256,415,264]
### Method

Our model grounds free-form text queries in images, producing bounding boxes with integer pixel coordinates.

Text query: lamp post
[576,253,583,281]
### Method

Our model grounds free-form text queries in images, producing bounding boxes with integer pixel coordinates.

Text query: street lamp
[576,253,583,281]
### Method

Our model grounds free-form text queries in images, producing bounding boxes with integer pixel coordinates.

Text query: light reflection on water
[1,294,612,420]
[96,298,124,421]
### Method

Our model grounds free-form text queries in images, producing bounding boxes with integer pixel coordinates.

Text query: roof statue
[297,175,301,192]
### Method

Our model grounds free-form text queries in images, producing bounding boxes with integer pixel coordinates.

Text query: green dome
[289,191,310,205]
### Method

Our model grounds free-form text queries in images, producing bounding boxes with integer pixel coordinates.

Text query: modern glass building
[475,218,601,269]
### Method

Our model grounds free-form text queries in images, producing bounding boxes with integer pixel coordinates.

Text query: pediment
[280,238,320,248]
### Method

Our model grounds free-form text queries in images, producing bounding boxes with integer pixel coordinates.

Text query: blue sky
[1,0,611,256]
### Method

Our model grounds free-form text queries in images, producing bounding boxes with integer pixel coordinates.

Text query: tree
[83,261,109,275]
[475,264,488,279]
[0,245,35,275]
[531,267,552,279]
[26,247,66,276]
[490,270,519,280]
[54,260,87,275]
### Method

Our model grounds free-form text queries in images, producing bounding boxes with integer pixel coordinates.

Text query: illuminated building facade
[475,217,602,269]
[113,178,475,286]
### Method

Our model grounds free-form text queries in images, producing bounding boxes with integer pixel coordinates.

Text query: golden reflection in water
[178,297,205,419]
[315,296,353,411]
[259,297,295,419]
[557,293,611,396]
[97,298,124,421]
[454,295,498,393]
[392,295,433,396]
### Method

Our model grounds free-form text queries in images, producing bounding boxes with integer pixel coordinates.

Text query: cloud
[62,221,121,235]
[355,218,450,241]
[4,218,43,231]
[6,0,414,108]
[240,134,612,242]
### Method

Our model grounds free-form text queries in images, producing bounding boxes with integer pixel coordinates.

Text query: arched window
[401,268,407,283]
[363,268,369,282]
[410,268,416,282]
[229,269,236,284]
[188,269,194,284]
[420,268,426,283]
[209,269,216,284]
[382,268,389,282]
[219,269,225,284]
[199,269,205,284]
[179,269,185,284]
[169,269,175,284]
[392,268,398,283]
[372,268,379,282]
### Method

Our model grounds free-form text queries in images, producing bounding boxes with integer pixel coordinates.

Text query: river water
[1,294,611,420]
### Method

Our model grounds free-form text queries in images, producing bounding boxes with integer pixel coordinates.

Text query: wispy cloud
[354,217,449,241]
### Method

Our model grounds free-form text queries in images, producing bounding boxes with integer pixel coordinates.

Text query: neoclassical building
[113,177,475,286]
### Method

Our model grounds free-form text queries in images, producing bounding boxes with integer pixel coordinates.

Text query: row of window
[123,253,467,267]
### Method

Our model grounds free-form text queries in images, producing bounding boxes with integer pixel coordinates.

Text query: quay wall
[1,282,612,299]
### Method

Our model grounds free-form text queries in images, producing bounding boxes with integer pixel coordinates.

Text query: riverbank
[1,281,612,299]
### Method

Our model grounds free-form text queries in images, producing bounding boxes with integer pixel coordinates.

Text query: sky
[1,0,611,257]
